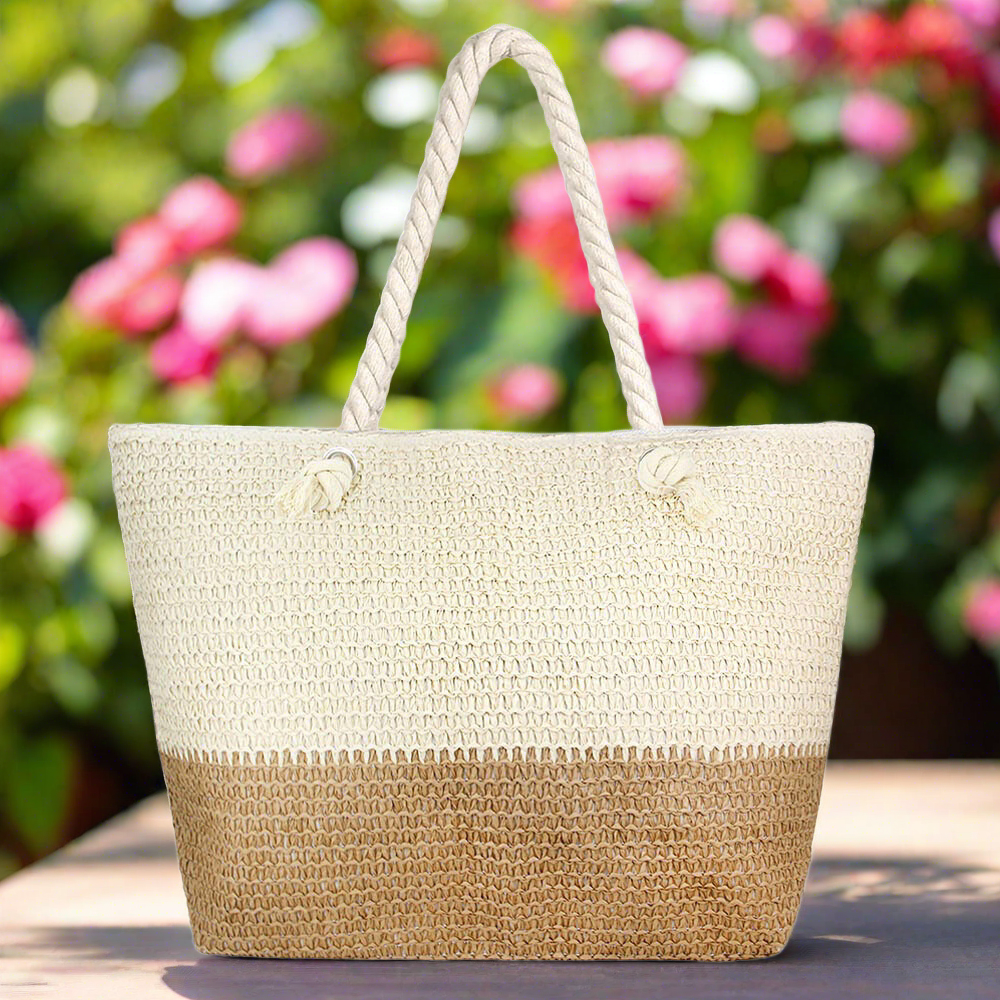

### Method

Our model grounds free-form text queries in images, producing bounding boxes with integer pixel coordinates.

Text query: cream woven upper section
[109,422,872,758]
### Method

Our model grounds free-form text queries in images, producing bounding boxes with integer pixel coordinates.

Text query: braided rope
[339,23,663,432]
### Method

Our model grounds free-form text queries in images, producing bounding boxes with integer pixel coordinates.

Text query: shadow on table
[13,924,197,964]
[19,858,1000,1000]
[38,835,179,868]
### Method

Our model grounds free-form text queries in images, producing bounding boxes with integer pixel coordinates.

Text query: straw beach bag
[109,25,872,961]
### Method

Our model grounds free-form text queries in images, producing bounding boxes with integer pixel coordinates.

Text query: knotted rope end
[637,446,719,526]
[275,450,358,517]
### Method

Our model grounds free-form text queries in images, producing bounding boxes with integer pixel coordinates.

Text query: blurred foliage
[2,0,1000,872]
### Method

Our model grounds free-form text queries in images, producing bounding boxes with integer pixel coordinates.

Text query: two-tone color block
[110,422,872,960]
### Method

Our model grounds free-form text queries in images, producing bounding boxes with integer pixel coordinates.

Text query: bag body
[110,25,873,961]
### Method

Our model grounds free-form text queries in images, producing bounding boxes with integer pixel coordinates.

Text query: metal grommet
[322,447,359,478]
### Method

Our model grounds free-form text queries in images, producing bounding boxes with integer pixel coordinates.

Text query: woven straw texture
[161,747,826,961]
[108,24,874,961]
[110,422,872,960]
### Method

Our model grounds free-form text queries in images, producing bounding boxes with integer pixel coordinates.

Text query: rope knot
[637,446,718,525]
[275,449,358,516]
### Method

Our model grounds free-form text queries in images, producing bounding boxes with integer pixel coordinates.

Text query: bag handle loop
[339,23,663,432]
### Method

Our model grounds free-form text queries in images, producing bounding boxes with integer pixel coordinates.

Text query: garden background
[2,0,1000,874]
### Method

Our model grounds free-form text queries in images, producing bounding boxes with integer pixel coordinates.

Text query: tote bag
[110,24,873,961]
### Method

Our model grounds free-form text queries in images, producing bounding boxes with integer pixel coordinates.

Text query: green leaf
[843,565,885,653]
[41,657,102,717]
[570,363,626,432]
[87,530,133,604]
[5,735,74,856]
[0,622,26,692]
[381,396,435,430]
[682,113,761,225]
[431,263,576,399]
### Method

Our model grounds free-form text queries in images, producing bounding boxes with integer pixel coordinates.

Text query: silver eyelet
[322,447,359,478]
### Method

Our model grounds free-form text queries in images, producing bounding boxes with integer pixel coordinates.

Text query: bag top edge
[108,421,873,448]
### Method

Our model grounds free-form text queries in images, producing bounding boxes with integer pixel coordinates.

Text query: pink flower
[0,338,34,407]
[591,139,688,228]
[510,218,658,318]
[70,256,181,335]
[837,10,902,78]
[763,252,825,307]
[159,177,242,255]
[989,208,1000,262]
[684,0,740,19]
[0,446,67,534]
[601,28,688,98]
[489,364,562,420]
[964,578,1000,644]
[795,21,839,74]
[226,108,327,182]
[510,216,587,310]
[616,248,664,325]
[734,303,822,379]
[947,0,1000,32]
[0,303,32,406]
[513,170,575,222]
[648,354,706,422]
[115,270,183,337]
[789,0,830,15]
[368,28,439,68]
[180,258,262,346]
[0,302,26,342]
[749,15,801,60]
[982,52,1000,133]
[763,250,833,322]
[901,3,977,77]
[641,274,737,356]
[525,0,579,10]
[509,220,733,366]
[514,137,685,230]
[245,237,357,347]
[713,215,787,284]
[69,256,139,327]
[114,216,179,276]
[841,90,914,162]
[150,326,220,384]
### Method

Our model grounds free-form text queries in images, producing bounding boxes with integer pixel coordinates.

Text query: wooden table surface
[1,761,998,999]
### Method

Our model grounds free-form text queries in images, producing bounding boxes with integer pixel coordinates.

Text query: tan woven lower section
[162,746,825,961]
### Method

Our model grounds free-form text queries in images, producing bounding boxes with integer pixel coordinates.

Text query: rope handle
[338,23,663,432]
